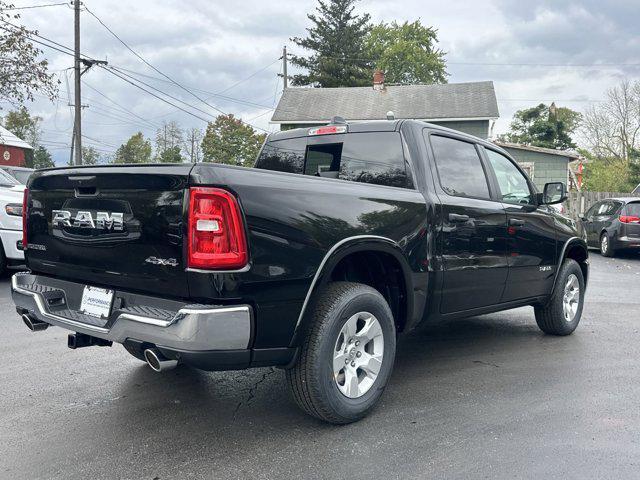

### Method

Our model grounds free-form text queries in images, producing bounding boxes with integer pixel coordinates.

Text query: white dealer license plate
[80,286,114,319]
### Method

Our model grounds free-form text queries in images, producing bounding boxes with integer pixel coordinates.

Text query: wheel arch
[554,237,589,291]
[290,236,414,347]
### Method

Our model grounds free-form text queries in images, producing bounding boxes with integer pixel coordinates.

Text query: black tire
[286,281,396,424]
[0,243,7,277]
[534,258,585,336]
[600,231,615,257]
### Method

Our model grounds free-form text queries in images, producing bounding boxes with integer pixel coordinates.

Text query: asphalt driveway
[1,252,639,479]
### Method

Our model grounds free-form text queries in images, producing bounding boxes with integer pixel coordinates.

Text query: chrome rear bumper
[11,272,252,352]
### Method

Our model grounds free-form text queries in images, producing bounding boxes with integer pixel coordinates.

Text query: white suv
[0,169,25,273]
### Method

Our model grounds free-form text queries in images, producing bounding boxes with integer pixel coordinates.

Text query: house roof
[271,81,499,123]
[494,141,580,160]
[0,126,33,150]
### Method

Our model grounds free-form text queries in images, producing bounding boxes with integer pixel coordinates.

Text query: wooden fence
[564,191,640,221]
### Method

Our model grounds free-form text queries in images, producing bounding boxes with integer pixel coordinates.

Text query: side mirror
[541,182,567,205]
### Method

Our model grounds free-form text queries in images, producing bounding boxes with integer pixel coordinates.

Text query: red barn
[0,125,33,167]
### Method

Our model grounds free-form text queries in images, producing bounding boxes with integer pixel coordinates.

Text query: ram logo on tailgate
[52,210,124,231]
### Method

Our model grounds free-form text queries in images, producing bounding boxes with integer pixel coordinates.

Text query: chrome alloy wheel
[562,273,580,322]
[333,311,384,399]
[601,235,609,254]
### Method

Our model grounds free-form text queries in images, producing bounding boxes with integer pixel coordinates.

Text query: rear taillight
[22,188,28,248]
[188,187,248,270]
[619,215,640,223]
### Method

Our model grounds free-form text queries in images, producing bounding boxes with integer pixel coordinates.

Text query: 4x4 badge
[145,256,178,267]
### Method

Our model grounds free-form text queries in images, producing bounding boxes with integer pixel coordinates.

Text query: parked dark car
[12,120,589,424]
[581,198,640,256]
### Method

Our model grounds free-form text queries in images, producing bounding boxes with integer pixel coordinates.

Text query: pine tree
[290,0,372,87]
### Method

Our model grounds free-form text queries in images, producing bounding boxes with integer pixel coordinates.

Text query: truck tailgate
[25,165,192,298]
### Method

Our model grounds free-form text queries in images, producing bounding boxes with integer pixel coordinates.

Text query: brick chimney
[373,69,385,91]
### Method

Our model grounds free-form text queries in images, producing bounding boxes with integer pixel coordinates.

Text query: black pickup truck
[12,119,589,424]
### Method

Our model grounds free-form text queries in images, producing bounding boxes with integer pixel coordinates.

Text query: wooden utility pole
[282,45,288,89]
[73,0,82,166]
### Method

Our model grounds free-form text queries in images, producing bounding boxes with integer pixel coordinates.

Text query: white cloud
[8,0,640,163]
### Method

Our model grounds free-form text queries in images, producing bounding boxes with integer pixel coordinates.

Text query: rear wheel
[600,232,615,257]
[534,259,585,335]
[286,282,396,424]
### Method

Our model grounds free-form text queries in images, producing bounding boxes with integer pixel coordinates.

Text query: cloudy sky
[8,0,640,164]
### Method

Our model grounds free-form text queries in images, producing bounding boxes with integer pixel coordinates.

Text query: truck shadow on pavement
[111,306,573,430]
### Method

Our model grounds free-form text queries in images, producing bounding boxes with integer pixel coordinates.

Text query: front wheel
[286,282,396,424]
[534,259,585,335]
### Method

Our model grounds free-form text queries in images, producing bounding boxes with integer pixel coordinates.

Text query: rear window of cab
[254,132,414,189]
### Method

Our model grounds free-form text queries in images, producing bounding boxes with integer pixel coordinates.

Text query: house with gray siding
[494,141,580,191]
[271,74,499,140]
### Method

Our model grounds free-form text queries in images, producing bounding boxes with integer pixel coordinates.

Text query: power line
[0,18,100,62]
[82,80,161,129]
[84,5,268,132]
[103,66,222,121]
[109,65,332,124]
[110,65,277,111]
[99,66,213,123]
[0,23,73,57]
[112,62,281,109]
[1,2,69,11]
[215,58,281,96]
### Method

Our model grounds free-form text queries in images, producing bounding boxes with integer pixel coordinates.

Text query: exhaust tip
[143,348,178,372]
[22,313,48,332]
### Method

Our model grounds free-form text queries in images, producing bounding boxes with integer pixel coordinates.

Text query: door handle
[449,213,470,223]
[509,218,525,227]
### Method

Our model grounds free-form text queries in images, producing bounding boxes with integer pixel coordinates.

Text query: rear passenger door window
[429,135,490,199]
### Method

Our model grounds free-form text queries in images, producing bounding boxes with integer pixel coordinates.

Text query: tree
[290,0,372,87]
[580,80,640,191]
[32,146,54,169]
[113,132,152,164]
[81,146,101,165]
[582,80,640,163]
[157,145,183,163]
[498,103,581,149]
[201,114,266,166]
[2,106,42,146]
[0,2,58,106]
[155,120,183,162]
[364,21,448,85]
[183,127,203,163]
